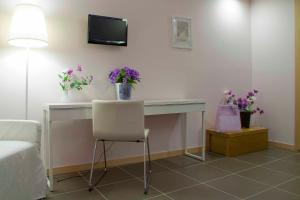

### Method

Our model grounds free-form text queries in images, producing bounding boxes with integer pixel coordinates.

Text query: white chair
[0,120,47,200]
[89,100,151,194]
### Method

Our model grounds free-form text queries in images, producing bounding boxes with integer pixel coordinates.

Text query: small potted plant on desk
[58,65,93,102]
[108,66,141,100]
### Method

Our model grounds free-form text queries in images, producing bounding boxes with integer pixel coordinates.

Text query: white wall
[0,0,252,167]
[251,0,295,145]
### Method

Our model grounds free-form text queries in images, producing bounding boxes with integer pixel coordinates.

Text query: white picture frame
[172,16,192,49]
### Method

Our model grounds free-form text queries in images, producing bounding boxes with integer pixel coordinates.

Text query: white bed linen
[0,141,46,200]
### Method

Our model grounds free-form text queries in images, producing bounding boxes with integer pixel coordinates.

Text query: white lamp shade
[8,4,48,48]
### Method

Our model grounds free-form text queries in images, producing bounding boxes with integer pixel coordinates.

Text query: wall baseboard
[52,147,202,175]
[268,141,296,151]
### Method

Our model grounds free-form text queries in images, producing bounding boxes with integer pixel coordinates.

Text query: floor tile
[146,195,172,200]
[257,148,296,158]
[247,188,300,200]
[207,175,269,199]
[81,167,134,186]
[208,158,254,172]
[154,156,201,170]
[176,164,230,182]
[278,178,300,196]
[47,173,88,197]
[168,184,238,200]
[121,162,167,177]
[150,170,198,193]
[204,152,225,162]
[236,153,277,165]
[282,154,300,165]
[98,179,160,200]
[48,189,105,200]
[262,160,300,176]
[238,167,293,186]
[46,148,298,200]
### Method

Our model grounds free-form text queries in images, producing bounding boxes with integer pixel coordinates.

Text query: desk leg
[201,111,206,160]
[184,112,205,161]
[44,111,54,191]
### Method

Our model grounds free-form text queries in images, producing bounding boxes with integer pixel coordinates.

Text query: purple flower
[108,68,121,84]
[108,66,141,85]
[67,68,73,76]
[248,92,254,97]
[254,89,258,94]
[77,64,83,72]
[260,110,264,115]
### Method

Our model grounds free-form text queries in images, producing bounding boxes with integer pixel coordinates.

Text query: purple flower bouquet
[223,89,264,128]
[109,66,141,86]
[108,66,141,100]
[224,89,264,114]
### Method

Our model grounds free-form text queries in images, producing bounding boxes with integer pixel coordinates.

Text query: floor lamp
[8,4,48,119]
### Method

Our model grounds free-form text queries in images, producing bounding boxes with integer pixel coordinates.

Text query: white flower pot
[60,90,89,103]
[115,83,132,100]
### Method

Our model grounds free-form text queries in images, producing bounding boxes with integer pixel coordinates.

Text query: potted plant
[108,66,141,100]
[58,65,93,102]
[224,90,264,128]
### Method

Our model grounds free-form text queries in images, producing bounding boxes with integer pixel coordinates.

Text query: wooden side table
[207,127,268,157]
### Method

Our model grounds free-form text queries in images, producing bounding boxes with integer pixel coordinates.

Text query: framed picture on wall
[172,16,192,49]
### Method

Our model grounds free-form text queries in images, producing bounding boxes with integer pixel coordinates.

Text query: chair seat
[0,141,46,200]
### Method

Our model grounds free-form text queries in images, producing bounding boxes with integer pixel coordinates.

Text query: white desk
[43,99,206,191]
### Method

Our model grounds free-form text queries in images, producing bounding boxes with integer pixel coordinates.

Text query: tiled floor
[47,148,300,200]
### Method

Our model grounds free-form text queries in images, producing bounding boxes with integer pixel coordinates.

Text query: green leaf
[70,83,75,88]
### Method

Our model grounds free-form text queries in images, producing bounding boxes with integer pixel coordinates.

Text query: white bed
[0,120,47,200]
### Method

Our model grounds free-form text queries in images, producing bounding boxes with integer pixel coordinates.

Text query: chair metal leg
[89,140,108,192]
[103,141,107,169]
[89,140,98,188]
[147,137,151,174]
[144,137,151,194]
[144,140,147,194]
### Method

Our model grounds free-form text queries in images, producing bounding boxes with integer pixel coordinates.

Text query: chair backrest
[92,100,145,141]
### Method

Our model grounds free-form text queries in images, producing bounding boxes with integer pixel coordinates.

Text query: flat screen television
[88,14,128,46]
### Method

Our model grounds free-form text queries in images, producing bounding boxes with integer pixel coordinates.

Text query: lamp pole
[25,48,30,119]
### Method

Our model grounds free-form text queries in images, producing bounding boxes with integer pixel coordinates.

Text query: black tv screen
[88,14,128,46]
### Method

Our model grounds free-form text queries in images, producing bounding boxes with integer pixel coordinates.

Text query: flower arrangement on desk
[58,65,93,92]
[223,89,264,128]
[58,65,93,102]
[108,66,141,100]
